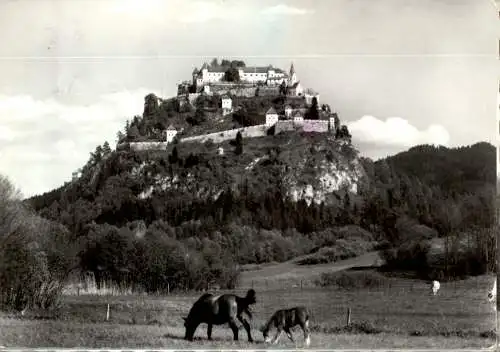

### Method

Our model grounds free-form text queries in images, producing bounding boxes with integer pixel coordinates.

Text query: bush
[380,239,430,273]
[315,270,391,289]
[297,231,377,266]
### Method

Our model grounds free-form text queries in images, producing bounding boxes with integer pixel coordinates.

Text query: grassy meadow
[0,255,496,349]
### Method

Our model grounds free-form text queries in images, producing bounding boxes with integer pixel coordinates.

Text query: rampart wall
[181,124,268,144]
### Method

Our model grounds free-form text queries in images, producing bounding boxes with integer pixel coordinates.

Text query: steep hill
[24,89,496,291]
[29,130,366,228]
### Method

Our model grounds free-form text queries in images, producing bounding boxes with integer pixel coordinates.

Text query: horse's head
[260,324,271,343]
[246,289,256,305]
[183,317,196,341]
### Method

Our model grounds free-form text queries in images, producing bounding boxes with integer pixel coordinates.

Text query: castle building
[165,124,178,143]
[293,111,304,125]
[192,62,297,88]
[265,107,279,126]
[221,95,232,116]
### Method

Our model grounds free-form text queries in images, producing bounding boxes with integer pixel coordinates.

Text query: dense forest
[0,92,496,311]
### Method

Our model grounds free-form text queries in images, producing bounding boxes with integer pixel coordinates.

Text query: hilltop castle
[118,60,345,152]
[192,62,298,87]
[177,61,311,100]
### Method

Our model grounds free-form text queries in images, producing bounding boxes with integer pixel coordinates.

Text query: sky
[0,0,499,198]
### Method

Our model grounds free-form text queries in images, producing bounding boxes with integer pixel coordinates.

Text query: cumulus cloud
[347,115,451,149]
[261,4,314,16]
[0,89,156,198]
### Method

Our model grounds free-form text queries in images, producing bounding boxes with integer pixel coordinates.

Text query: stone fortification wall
[209,83,257,98]
[275,120,297,134]
[181,124,268,144]
[302,119,329,133]
[129,142,169,151]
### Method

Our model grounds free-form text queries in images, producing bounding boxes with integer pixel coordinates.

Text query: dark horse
[261,306,311,346]
[183,289,257,342]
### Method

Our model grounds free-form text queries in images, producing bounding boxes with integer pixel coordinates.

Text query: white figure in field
[431,280,440,296]
[488,278,497,311]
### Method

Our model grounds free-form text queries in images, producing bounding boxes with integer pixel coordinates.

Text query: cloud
[0,89,156,198]
[178,1,246,23]
[261,4,314,16]
[348,115,450,148]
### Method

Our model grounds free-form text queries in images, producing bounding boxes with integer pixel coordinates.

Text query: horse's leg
[237,315,254,343]
[284,327,294,342]
[300,321,311,346]
[207,323,213,340]
[228,318,239,341]
[272,329,283,344]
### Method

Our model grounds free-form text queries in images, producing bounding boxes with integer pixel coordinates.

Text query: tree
[223,68,240,82]
[235,131,243,155]
[143,93,159,119]
[116,131,125,144]
[279,81,287,96]
[0,174,76,311]
[210,58,219,68]
[170,146,179,164]
[333,113,340,134]
[102,141,112,156]
[127,125,140,140]
[306,97,319,120]
[189,107,206,126]
[336,125,351,142]
[230,60,245,68]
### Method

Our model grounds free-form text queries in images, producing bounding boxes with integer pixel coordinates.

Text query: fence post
[346,307,351,327]
[167,282,170,295]
[106,303,110,321]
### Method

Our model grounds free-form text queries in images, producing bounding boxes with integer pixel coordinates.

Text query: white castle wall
[181,124,268,144]
[129,142,169,151]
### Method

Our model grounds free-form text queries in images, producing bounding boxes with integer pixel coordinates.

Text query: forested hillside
[2,90,494,310]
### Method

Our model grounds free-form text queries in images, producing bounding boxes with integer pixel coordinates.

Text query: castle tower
[288,62,297,86]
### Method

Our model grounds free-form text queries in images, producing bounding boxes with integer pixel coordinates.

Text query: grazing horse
[261,306,311,346]
[488,278,497,311]
[183,289,256,342]
[431,280,440,296]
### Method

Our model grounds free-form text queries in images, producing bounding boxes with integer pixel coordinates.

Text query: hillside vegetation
[0,89,493,311]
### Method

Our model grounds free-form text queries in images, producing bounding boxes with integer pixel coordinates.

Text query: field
[0,252,497,349]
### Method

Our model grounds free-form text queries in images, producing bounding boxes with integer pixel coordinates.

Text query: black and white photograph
[0,0,498,349]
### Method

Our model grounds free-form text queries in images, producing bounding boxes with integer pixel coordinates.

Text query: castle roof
[192,67,199,75]
[290,62,295,75]
[266,107,278,115]
[284,105,293,110]
[242,66,270,74]
[290,81,301,89]
[293,111,304,118]
[166,124,177,131]
[267,76,287,81]
[221,94,231,100]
